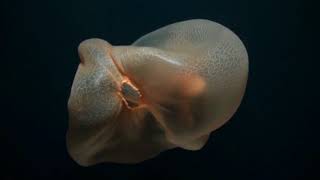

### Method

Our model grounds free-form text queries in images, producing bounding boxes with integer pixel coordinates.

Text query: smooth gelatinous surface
[67,19,248,166]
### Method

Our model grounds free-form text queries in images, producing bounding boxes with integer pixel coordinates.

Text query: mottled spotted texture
[67,19,248,166]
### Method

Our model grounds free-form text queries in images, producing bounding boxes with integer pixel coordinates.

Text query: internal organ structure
[67,19,248,166]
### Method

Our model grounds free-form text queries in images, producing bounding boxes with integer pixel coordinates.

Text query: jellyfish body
[67,19,248,166]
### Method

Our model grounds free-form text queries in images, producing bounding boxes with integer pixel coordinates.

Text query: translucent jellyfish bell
[67,19,248,166]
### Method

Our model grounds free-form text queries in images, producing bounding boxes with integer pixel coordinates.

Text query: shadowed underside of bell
[67,19,248,166]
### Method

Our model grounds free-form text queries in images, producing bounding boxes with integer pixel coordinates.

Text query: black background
[2,0,318,179]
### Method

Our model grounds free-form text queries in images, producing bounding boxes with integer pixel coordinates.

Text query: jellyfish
[67,19,248,166]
